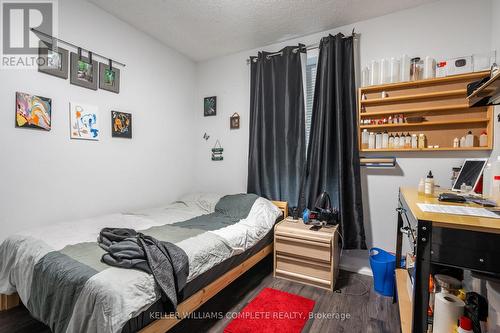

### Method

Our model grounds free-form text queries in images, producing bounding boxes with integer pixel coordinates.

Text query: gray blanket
[98,228,189,312]
[1,193,269,333]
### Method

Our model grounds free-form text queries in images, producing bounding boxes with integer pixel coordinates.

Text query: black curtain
[247,46,306,207]
[300,34,366,250]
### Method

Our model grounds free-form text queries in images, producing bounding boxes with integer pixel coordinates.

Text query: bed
[0,193,287,333]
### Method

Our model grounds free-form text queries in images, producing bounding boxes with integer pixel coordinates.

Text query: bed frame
[0,200,288,333]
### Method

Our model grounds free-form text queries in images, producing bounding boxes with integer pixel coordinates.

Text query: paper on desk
[417,203,500,219]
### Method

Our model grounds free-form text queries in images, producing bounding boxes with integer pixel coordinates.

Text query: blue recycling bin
[369,247,397,297]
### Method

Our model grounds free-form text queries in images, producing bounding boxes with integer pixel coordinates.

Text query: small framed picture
[38,40,69,79]
[230,113,240,129]
[111,111,132,138]
[99,63,120,94]
[70,52,98,90]
[16,92,52,131]
[204,96,216,116]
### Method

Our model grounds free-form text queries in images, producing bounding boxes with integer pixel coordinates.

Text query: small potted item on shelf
[381,91,388,98]
[362,93,367,100]
[388,115,393,124]
[453,137,459,148]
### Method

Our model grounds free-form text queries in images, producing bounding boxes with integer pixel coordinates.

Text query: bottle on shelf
[480,131,488,147]
[453,137,459,148]
[388,134,394,149]
[375,132,382,149]
[418,133,426,149]
[418,178,425,195]
[400,133,406,148]
[425,171,435,197]
[362,129,369,149]
[389,57,400,83]
[465,131,475,147]
[401,54,411,82]
[394,134,400,148]
[405,133,411,148]
[411,134,418,149]
[368,132,375,149]
[460,136,466,147]
[382,131,389,149]
[370,60,380,85]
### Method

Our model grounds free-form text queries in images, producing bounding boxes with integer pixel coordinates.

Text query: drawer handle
[275,235,331,248]
[276,254,331,268]
[275,269,331,286]
[275,231,331,244]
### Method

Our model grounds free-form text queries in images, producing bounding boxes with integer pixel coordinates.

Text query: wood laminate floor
[0,256,400,333]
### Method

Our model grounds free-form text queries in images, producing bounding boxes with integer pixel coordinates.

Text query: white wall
[193,0,497,274]
[0,0,196,241]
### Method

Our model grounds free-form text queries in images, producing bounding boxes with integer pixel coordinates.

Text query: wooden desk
[395,187,500,333]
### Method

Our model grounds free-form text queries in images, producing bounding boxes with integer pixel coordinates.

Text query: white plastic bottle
[362,129,369,149]
[382,131,389,149]
[465,131,475,147]
[418,178,425,195]
[368,132,375,149]
[425,171,435,197]
[375,133,382,149]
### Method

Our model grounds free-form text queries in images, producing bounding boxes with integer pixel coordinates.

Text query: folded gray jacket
[98,228,189,312]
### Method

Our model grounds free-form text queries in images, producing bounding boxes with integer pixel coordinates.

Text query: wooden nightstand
[273,218,340,291]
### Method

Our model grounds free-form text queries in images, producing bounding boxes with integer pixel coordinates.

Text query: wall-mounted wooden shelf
[361,147,491,152]
[360,118,488,130]
[361,71,488,92]
[361,89,466,106]
[358,71,493,152]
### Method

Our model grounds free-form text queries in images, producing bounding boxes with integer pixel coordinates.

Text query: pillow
[215,193,260,218]
[179,193,222,213]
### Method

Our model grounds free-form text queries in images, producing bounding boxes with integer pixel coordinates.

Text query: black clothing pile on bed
[98,228,189,311]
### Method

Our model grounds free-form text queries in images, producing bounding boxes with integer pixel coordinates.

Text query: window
[305,49,318,148]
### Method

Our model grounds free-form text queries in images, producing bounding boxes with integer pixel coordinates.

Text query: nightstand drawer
[275,235,331,263]
[276,254,331,282]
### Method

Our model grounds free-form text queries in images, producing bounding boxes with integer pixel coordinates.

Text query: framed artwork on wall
[230,113,240,129]
[15,92,51,131]
[70,102,99,140]
[99,62,120,94]
[38,40,69,79]
[204,96,216,116]
[70,52,98,90]
[111,111,132,138]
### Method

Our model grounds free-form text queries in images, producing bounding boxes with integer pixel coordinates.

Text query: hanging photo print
[211,140,223,161]
[38,40,69,79]
[204,96,216,116]
[70,49,98,90]
[99,61,120,94]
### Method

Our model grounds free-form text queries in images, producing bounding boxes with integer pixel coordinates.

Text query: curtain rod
[31,28,126,67]
[246,32,360,65]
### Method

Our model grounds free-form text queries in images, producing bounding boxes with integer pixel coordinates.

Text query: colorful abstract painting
[16,92,52,130]
[111,111,132,138]
[70,102,99,140]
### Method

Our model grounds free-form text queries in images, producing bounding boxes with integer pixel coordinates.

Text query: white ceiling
[88,0,437,62]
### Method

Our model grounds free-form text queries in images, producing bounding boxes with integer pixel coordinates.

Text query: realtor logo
[1,0,57,68]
